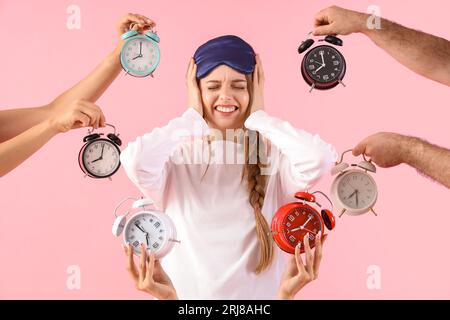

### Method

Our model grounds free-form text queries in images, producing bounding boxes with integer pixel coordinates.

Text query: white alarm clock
[112,197,179,258]
[330,149,378,217]
[78,123,122,179]
[119,25,160,77]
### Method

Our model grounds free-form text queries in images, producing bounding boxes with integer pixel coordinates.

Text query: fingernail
[296,242,302,248]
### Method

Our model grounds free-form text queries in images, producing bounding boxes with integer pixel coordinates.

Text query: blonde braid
[244,131,275,274]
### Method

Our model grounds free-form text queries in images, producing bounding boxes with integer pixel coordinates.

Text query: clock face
[336,171,378,211]
[281,206,323,253]
[124,212,166,255]
[121,37,160,76]
[304,45,345,84]
[82,139,120,178]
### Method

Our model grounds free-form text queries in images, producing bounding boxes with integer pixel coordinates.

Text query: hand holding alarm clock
[113,197,180,259]
[330,149,379,217]
[298,31,346,92]
[271,191,335,254]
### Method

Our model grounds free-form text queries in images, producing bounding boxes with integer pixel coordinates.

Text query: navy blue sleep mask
[193,35,256,79]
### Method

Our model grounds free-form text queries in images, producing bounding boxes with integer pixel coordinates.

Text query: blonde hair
[201,73,275,274]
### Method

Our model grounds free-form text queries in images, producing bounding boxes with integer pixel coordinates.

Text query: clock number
[154,222,161,228]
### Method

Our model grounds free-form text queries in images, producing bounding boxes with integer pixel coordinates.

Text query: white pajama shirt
[120,108,337,299]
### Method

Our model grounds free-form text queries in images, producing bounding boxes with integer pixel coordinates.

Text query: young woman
[120,34,337,300]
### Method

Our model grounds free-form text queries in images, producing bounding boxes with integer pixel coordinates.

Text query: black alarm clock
[78,123,122,179]
[298,32,346,92]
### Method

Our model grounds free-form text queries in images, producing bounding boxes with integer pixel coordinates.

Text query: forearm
[402,136,450,188]
[50,46,123,108]
[0,47,122,143]
[361,16,450,86]
[0,120,59,177]
[0,105,53,143]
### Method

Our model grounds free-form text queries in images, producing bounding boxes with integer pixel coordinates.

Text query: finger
[81,101,104,129]
[313,232,324,279]
[77,101,101,128]
[314,8,331,27]
[313,24,335,36]
[118,14,142,33]
[125,243,139,282]
[253,56,259,84]
[72,111,91,129]
[192,62,198,80]
[99,111,106,127]
[352,139,368,157]
[303,233,314,278]
[119,14,155,33]
[146,252,156,281]
[256,54,265,82]
[134,14,156,27]
[127,13,149,26]
[139,243,147,283]
[294,242,307,275]
[186,58,193,79]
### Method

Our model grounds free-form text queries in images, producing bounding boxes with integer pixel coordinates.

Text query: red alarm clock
[271,191,335,254]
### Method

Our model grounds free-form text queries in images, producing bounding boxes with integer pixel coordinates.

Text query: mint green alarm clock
[120,29,160,77]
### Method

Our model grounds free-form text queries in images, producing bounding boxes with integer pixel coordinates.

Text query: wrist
[277,289,294,300]
[356,12,372,35]
[400,136,423,166]
[108,45,123,67]
[42,118,62,136]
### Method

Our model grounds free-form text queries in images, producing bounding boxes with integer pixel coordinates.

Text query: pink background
[1,0,449,299]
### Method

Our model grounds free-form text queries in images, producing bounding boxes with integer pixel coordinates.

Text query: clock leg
[309,83,315,93]
[338,80,346,87]
[150,73,154,78]
[370,207,378,216]
[339,208,346,218]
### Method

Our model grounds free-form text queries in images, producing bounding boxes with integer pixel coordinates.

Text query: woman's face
[199,65,250,134]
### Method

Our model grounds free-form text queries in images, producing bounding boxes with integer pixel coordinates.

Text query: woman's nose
[218,86,233,101]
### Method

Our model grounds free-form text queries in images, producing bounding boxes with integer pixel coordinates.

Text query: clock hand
[139,41,142,56]
[134,223,147,234]
[320,51,325,65]
[289,226,317,235]
[313,64,324,74]
[356,189,359,207]
[346,190,357,199]
[313,60,323,66]
[90,145,105,163]
[132,55,141,60]
[288,216,313,233]
[145,233,150,246]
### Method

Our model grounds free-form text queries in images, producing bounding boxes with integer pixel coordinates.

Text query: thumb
[352,141,366,157]
[313,24,335,36]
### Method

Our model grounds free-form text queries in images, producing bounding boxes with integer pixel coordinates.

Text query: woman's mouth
[214,105,239,115]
